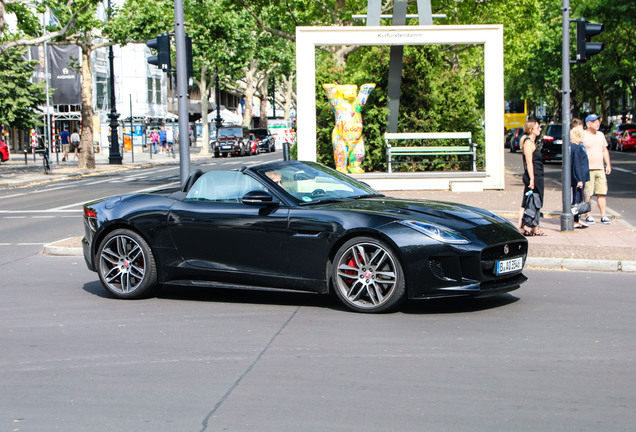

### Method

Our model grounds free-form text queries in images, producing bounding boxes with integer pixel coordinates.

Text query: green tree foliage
[572,0,636,119]
[0,47,46,130]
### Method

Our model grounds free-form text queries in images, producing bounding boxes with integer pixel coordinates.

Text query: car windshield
[257,162,383,204]
[218,128,242,137]
[251,129,269,139]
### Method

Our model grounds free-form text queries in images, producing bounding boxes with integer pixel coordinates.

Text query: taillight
[543,135,555,142]
[84,208,97,218]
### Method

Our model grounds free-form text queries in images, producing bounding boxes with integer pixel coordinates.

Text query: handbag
[522,191,542,228]
[571,201,591,216]
[570,188,591,216]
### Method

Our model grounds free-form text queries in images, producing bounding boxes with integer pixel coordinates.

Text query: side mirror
[242,190,279,206]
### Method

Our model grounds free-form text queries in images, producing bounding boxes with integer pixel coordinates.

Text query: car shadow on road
[401,294,520,314]
[82,281,519,314]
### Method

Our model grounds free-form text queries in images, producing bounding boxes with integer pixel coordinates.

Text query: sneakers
[583,216,611,224]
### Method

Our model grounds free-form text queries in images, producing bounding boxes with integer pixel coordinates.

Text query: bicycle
[34,147,51,175]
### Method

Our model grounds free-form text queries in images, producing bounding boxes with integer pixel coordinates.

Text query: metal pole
[107,0,122,164]
[386,1,407,134]
[130,94,134,163]
[561,0,573,231]
[174,0,190,187]
[271,77,275,119]
[215,67,223,130]
[42,9,56,163]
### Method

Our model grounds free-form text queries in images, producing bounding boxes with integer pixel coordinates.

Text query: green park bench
[385,132,476,173]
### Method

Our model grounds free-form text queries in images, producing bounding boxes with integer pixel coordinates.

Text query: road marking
[16,243,45,246]
[612,167,635,175]
[85,178,115,186]
[50,181,180,211]
[0,183,76,200]
[0,209,78,214]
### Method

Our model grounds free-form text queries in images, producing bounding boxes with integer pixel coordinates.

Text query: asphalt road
[2,150,636,431]
[1,254,635,432]
[0,151,281,265]
[505,148,636,226]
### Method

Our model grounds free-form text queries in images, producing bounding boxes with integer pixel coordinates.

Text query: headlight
[398,220,470,244]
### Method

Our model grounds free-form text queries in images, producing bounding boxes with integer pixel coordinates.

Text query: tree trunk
[78,41,95,169]
[258,73,269,128]
[199,63,210,155]
[242,59,258,128]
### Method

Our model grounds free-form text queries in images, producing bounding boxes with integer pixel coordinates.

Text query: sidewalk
[3,148,636,271]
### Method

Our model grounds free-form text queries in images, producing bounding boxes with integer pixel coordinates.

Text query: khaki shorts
[585,169,608,196]
[62,143,70,153]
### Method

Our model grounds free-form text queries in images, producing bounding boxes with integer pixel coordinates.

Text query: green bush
[315,44,485,172]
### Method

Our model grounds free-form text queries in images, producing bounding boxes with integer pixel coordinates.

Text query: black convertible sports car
[82,161,528,313]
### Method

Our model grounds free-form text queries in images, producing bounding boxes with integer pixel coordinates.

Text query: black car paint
[83,161,527,302]
[540,124,563,162]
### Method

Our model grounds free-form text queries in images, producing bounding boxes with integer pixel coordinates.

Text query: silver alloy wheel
[334,241,399,310]
[99,234,147,295]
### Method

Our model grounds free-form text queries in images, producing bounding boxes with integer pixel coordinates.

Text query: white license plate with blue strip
[495,257,523,275]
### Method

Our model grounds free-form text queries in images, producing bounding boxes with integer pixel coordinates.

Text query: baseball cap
[585,114,601,123]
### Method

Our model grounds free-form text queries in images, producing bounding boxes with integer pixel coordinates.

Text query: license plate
[495,257,523,275]
[221,145,232,150]
[555,139,563,144]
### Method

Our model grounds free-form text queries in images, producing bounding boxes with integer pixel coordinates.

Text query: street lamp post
[215,67,223,130]
[107,0,122,164]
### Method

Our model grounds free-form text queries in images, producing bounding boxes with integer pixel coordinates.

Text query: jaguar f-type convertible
[83,161,528,313]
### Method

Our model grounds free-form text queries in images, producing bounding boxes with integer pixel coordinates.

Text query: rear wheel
[96,229,157,299]
[331,237,405,313]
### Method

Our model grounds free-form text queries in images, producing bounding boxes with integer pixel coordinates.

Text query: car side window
[185,171,265,202]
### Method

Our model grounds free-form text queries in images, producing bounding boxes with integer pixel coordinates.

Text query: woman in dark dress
[519,120,545,236]
[570,124,590,228]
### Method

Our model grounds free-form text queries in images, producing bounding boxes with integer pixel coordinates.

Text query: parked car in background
[250,128,275,153]
[0,140,9,162]
[606,123,635,150]
[617,129,636,152]
[248,133,260,155]
[540,123,563,162]
[211,126,249,157]
[506,127,524,153]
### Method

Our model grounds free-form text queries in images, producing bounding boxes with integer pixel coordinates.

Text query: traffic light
[146,33,171,71]
[185,34,193,80]
[575,18,604,63]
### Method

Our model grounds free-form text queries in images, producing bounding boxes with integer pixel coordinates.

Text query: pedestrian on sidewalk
[166,127,175,154]
[59,127,70,162]
[159,125,167,154]
[518,119,546,236]
[150,128,159,154]
[70,129,80,161]
[582,114,612,224]
[570,123,590,228]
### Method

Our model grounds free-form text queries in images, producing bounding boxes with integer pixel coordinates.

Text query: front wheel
[331,237,405,313]
[96,229,157,299]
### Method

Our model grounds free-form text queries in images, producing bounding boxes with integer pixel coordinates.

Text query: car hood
[319,197,520,237]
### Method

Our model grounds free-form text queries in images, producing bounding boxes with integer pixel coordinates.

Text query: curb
[42,237,83,257]
[42,237,636,272]
[525,257,636,272]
